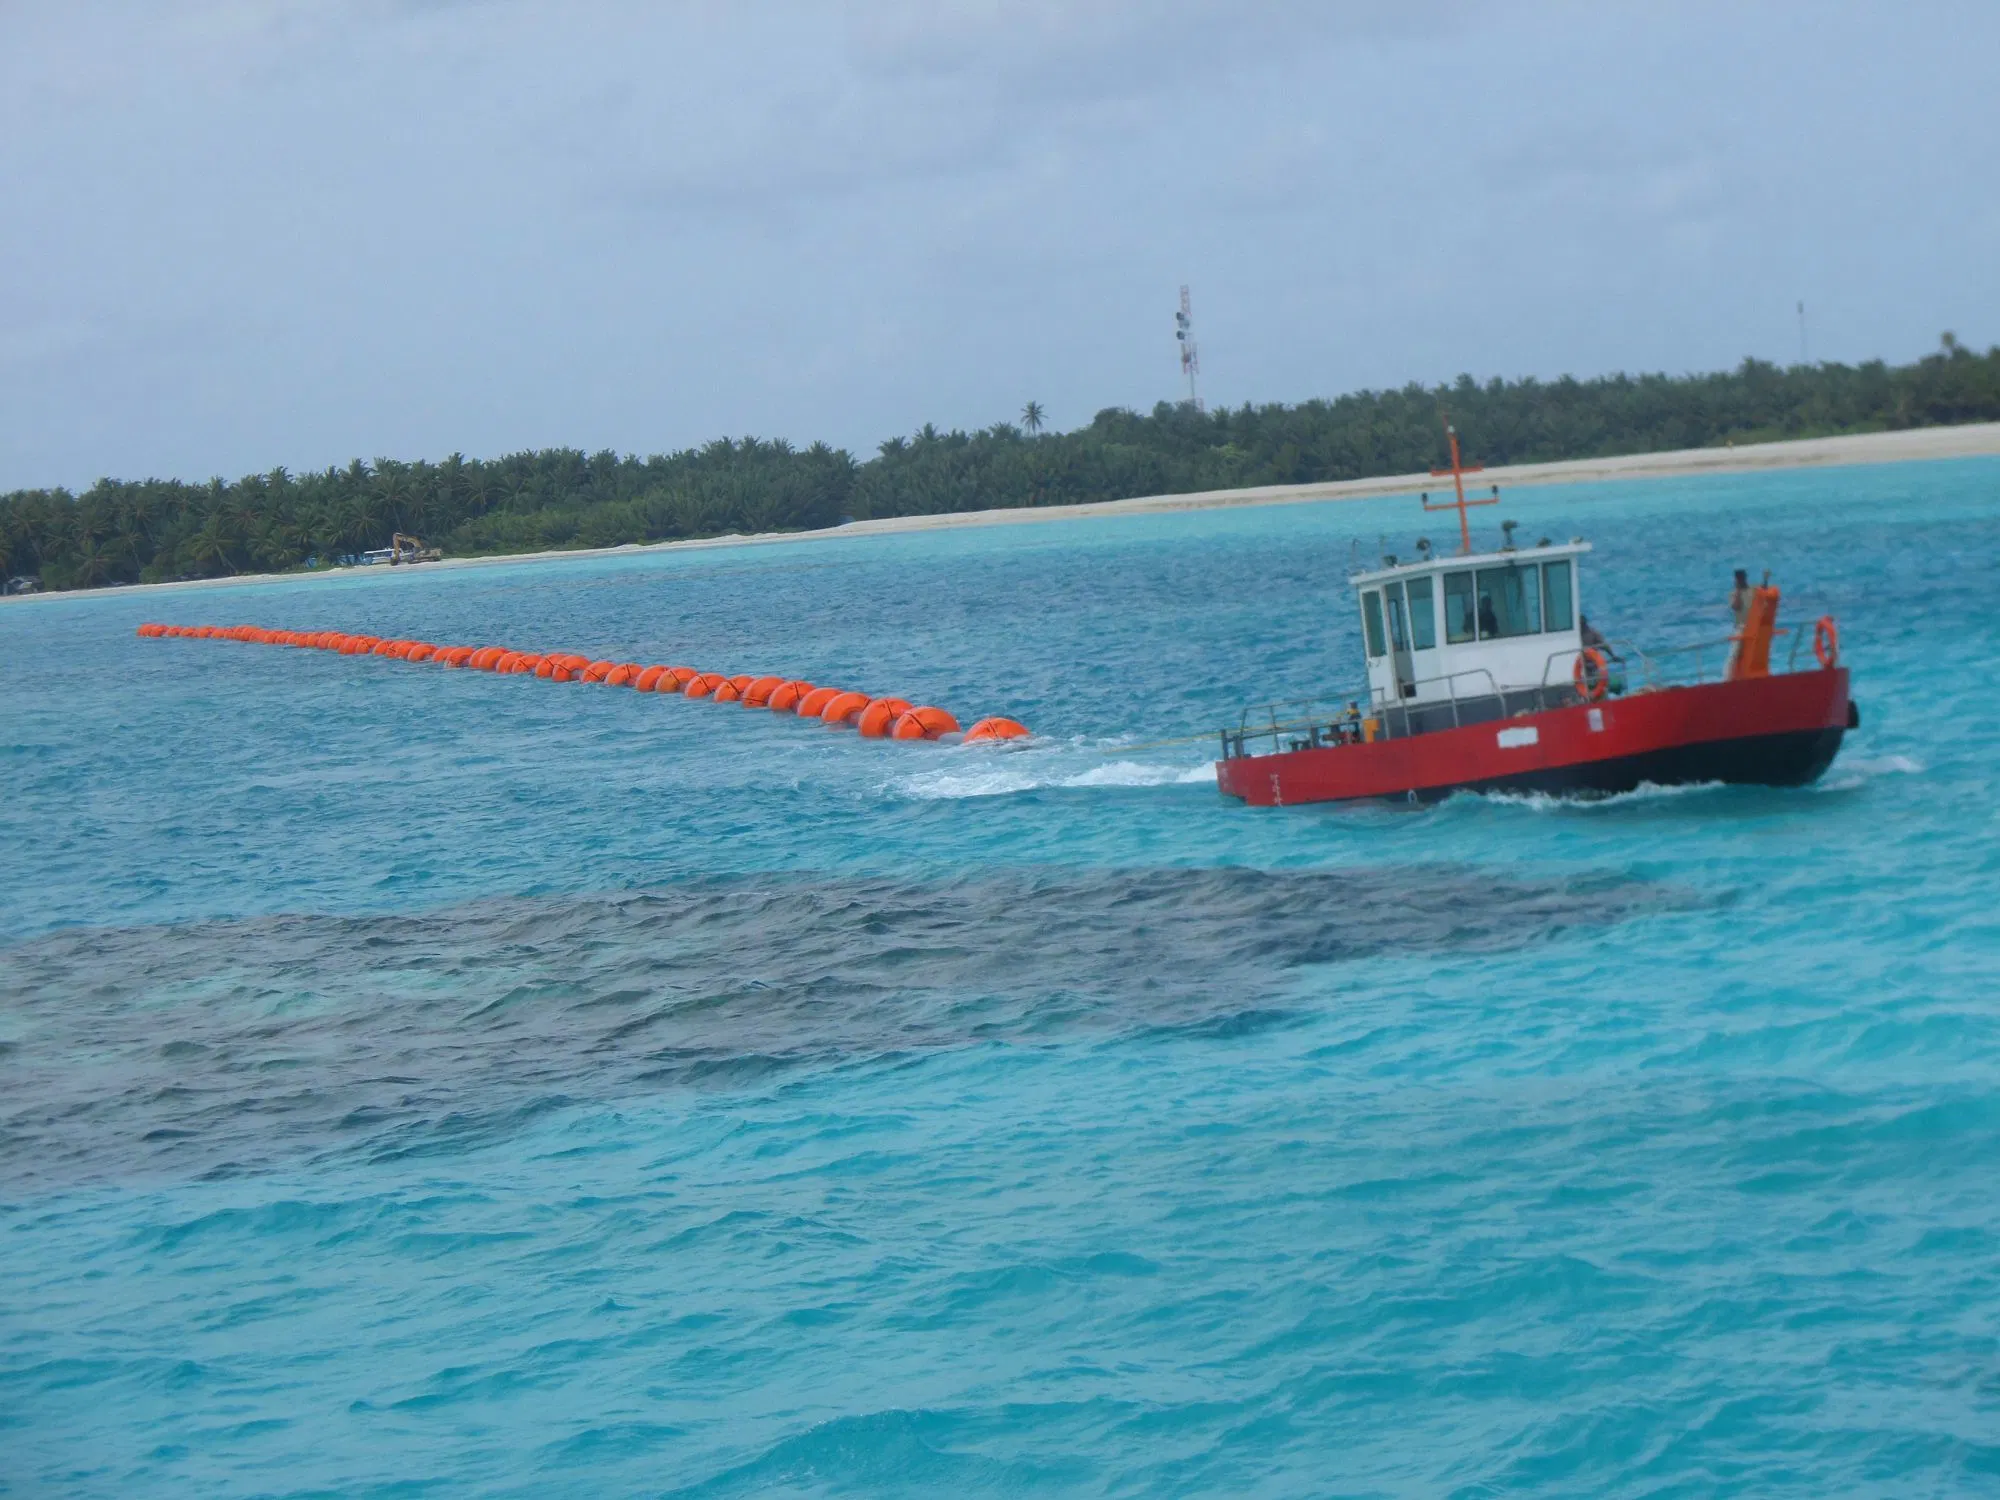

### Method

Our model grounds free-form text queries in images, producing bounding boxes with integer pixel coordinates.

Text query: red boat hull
[1216,668,1852,807]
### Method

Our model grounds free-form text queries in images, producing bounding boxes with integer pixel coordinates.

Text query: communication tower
[1175,286,1203,410]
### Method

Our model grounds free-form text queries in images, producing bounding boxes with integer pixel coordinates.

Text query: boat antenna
[1422,416,1498,555]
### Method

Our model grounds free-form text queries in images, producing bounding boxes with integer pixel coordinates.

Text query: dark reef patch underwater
[1,868,1682,1190]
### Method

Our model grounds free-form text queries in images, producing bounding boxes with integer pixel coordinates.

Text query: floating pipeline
[135,623,1032,745]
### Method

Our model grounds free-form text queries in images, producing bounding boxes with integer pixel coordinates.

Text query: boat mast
[1422,418,1499,555]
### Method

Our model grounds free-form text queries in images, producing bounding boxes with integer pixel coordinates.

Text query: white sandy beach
[12,421,2000,604]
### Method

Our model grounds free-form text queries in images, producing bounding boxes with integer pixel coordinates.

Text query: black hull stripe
[1403,726,1849,805]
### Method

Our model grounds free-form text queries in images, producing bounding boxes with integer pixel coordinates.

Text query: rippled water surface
[4,459,1999,1496]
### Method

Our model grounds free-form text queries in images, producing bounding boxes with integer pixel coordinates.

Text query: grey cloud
[0,0,1994,490]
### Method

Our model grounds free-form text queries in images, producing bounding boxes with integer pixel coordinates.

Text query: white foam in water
[1471,779,1725,814]
[1842,754,1923,775]
[895,752,1216,800]
[1818,752,1924,793]
[1065,759,1207,788]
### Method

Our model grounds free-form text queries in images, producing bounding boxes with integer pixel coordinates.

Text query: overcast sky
[2,0,1995,490]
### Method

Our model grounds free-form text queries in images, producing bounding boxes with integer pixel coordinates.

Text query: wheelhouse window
[1475,565,1542,639]
[1443,572,1476,644]
[1541,559,1574,632]
[1406,575,1437,649]
[1385,584,1410,651]
[1361,590,1387,658]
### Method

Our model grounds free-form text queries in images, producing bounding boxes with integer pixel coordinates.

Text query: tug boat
[1215,430,1856,807]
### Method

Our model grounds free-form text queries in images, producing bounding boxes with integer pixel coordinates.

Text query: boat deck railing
[1223,627,1820,762]
[1549,627,1819,694]
[1224,666,1515,760]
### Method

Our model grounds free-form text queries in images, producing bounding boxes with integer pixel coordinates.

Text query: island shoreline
[11,422,1999,604]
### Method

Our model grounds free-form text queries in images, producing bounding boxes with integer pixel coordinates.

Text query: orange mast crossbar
[1422,421,1498,555]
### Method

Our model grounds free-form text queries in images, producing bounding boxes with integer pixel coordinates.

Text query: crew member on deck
[1579,613,1618,660]
[1729,569,1752,630]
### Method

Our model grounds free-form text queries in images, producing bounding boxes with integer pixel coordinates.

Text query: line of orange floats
[136,622,1031,744]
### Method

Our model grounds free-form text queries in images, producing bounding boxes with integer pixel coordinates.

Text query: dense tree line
[5,338,1997,591]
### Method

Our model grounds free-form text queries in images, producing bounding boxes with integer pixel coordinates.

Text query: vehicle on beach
[1215,431,1855,808]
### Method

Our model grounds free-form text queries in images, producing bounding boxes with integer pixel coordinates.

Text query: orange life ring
[1573,647,1609,702]
[1813,616,1838,669]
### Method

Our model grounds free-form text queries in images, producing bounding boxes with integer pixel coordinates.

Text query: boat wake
[1455,778,1730,814]
[1817,752,1923,791]
[893,744,1215,800]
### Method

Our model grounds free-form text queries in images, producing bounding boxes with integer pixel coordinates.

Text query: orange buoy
[819,691,871,726]
[150,620,1022,753]
[893,706,960,740]
[962,717,1030,743]
[856,697,913,738]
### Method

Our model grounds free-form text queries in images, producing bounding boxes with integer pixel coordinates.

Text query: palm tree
[1020,401,1045,435]
[187,512,236,575]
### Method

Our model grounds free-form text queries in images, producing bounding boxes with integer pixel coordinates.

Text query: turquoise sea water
[4,458,1999,1497]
